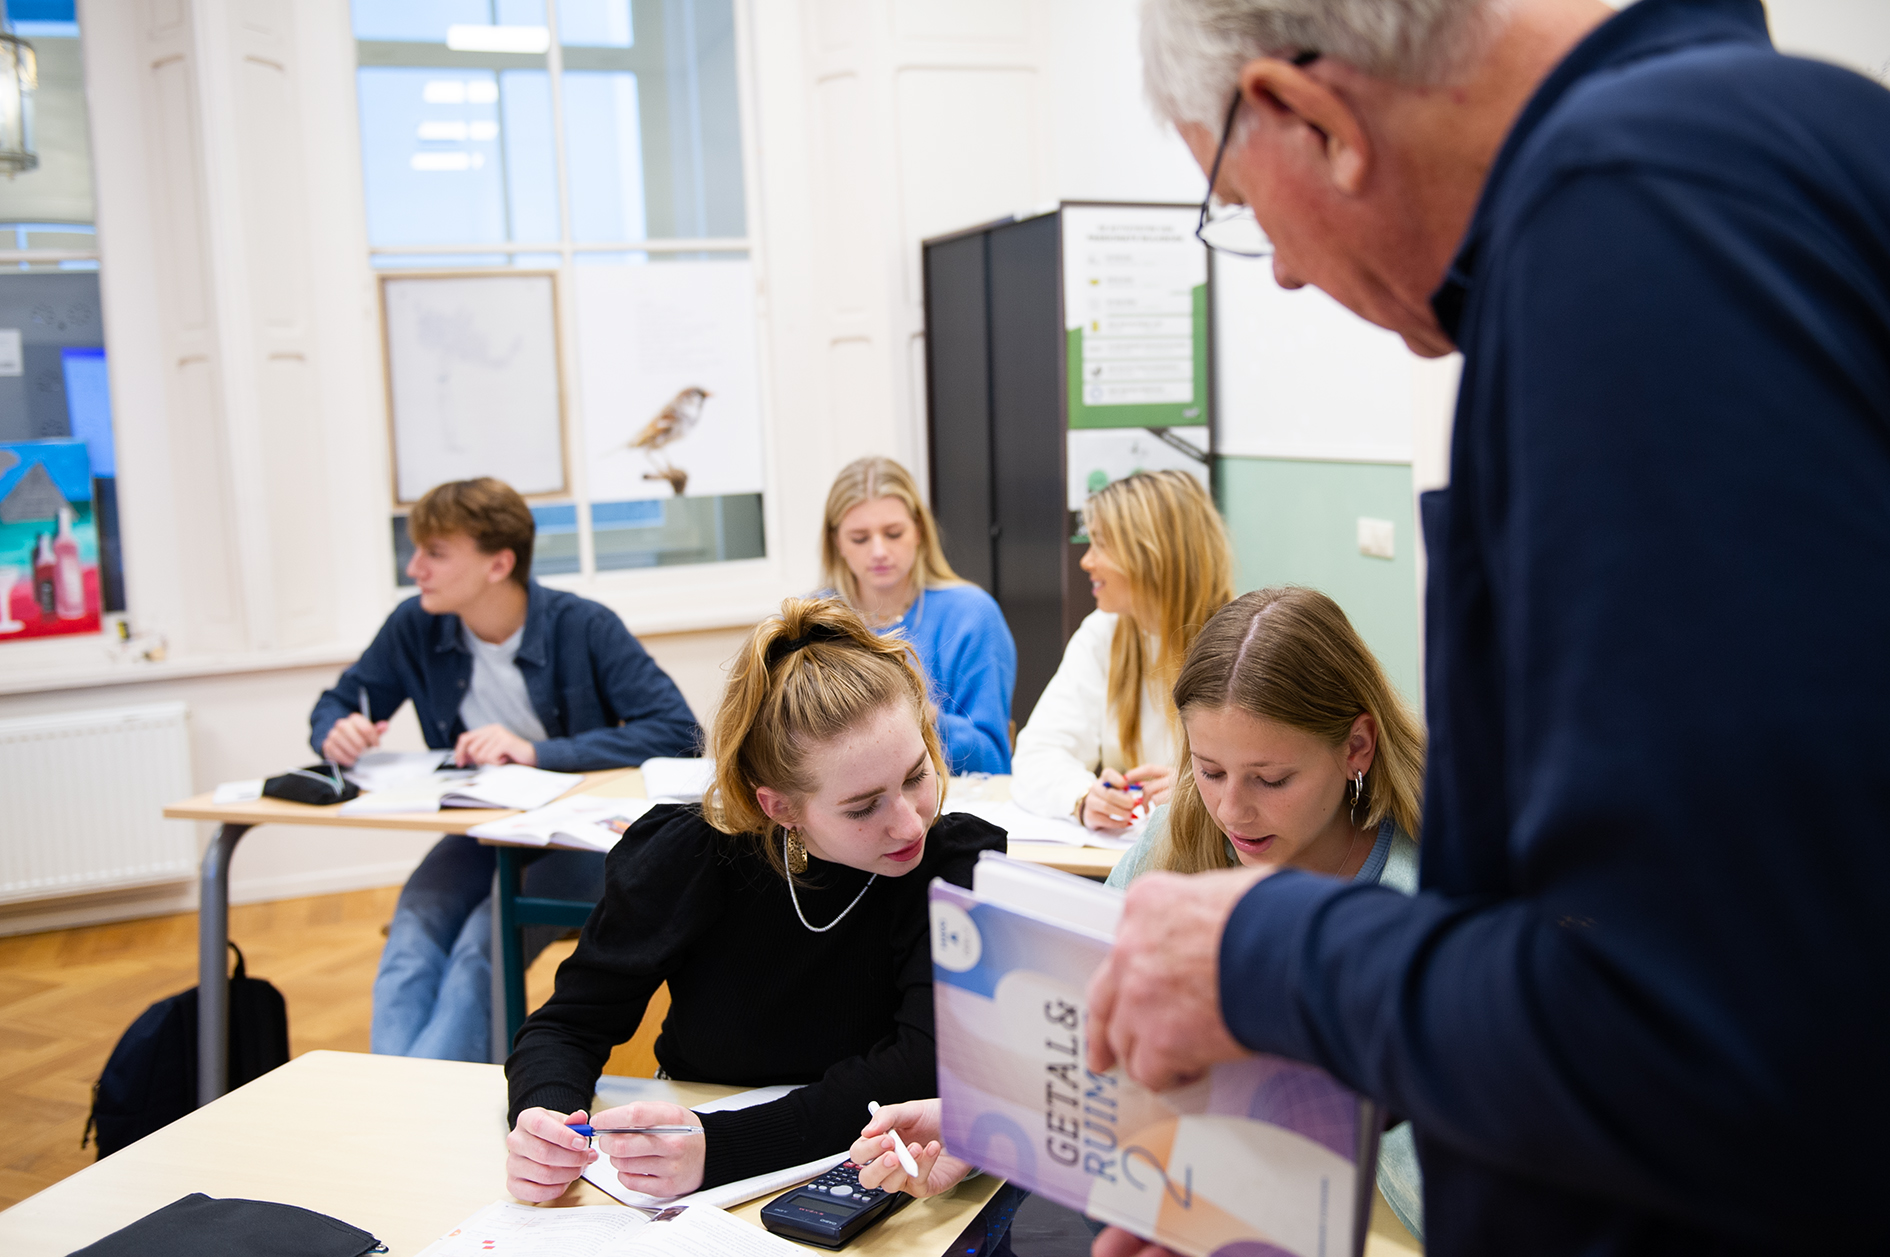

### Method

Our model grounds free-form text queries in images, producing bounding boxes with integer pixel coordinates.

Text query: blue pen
[567,1123,702,1140]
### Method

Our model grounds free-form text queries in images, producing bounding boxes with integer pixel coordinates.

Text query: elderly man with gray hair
[1086,0,1890,1253]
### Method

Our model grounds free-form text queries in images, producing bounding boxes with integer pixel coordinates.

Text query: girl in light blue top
[1104,586,1428,1243]
[822,457,1017,774]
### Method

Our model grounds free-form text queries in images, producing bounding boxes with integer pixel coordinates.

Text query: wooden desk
[0,1051,1000,1257]
[162,770,637,1103]
[164,770,1123,1101]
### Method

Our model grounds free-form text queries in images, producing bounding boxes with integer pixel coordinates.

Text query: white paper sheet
[415,1201,808,1257]
[212,779,262,803]
[338,764,582,815]
[944,798,1143,850]
[637,758,716,802]
[341,749,454,792]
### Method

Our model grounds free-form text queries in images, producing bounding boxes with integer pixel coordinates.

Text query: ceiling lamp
[0,32,36,177]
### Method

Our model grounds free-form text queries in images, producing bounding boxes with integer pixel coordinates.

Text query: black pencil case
[261,763,360,806]
[68,1192,384,1256]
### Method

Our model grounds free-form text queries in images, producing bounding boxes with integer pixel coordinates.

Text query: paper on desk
[439,763,584,810]
[943,798,1143,850]
[582,1081,845,1210]
[342,749,453,792]
[416,1200,807,1257]
[468,795,660,852]
[337,764,582,815]
[213,779,262,804]
[638,757,716,802]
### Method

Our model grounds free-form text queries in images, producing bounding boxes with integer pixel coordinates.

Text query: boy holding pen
[310,477,700,1063]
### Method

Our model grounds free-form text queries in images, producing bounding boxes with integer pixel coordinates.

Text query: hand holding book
[1085,865,1270,1089]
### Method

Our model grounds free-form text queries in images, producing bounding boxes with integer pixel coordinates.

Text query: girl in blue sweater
[821,457,1016,774]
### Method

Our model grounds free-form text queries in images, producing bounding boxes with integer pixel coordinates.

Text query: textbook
[467,795,659,853]
[416,1202,806,1257]
[929,852,1380,1257]
[337,763,583,815]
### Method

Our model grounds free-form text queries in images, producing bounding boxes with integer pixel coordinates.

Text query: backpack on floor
[83,941,290,1157]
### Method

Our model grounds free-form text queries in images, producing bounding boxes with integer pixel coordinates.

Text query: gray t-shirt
[459,622,548,743]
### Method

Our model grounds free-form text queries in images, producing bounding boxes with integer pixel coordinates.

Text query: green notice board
[1061,204,1209,431]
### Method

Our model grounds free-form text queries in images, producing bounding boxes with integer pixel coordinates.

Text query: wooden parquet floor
[0,886,667,1210]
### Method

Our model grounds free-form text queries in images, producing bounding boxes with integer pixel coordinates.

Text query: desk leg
[197,822,250,1108]
[493,849,529,1064]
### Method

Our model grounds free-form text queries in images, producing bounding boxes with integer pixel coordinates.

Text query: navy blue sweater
[1217,2,1890,1251]
[310,582,701,771]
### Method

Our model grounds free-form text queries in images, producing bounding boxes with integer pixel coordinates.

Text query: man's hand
[1086,867,1269,1089]
[320,713,387,767]
[455,723,538,767]
[1092,1227,1185,1257]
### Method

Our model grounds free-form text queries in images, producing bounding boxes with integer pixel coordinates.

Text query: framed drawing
[379,271,568,505]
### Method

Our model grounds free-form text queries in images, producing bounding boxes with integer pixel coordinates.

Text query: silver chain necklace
[786,835,879,933]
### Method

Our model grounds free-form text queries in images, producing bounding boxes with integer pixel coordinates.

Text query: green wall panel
[1216,456,1421,706]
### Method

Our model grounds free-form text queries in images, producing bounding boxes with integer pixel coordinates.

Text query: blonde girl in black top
[503,597,1004,1202]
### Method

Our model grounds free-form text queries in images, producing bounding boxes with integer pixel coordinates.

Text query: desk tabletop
[161,769,1123,878]
[160,768,642,832]
[0,1051,998,1257]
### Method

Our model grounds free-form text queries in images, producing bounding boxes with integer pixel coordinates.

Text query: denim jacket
[309,582,701,772]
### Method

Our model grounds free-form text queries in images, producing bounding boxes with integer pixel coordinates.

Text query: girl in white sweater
[1011,470,1234,831]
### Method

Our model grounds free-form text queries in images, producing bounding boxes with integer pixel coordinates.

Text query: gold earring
[784,828,808,875]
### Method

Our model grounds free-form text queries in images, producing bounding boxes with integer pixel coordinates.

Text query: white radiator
[0,701,197,904]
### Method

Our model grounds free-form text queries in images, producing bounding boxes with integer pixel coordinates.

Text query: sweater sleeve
[532,609,702,772]
[505,806,720,1124]
[1009,612,1113,818]
[928,588,1018,775]
[694,814,1007,1187]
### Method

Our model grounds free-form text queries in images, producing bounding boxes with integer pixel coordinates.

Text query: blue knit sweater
[886,584,1017,775]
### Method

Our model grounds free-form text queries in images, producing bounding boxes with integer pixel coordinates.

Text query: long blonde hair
[705,596,949,879]
[1153,587,1425,875]
[1082,470,1235,764]
[821,457,964,610]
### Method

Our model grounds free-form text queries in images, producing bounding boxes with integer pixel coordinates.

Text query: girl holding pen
[503,597,1004,1201]
[1010,470,1235,833]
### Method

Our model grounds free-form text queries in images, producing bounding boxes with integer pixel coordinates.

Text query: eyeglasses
[1195,53,1317,259]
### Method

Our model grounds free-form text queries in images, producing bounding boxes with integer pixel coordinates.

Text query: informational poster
[576,260,764,503]
[1066,426,1211,511]
[1212,250,1415,463]
[1061,204,1209,431]
[381,273,567,504]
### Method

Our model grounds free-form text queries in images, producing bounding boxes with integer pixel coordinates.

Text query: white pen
[867,1101,921,1178]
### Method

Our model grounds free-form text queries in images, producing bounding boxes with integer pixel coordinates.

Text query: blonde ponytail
[706,596,948,878]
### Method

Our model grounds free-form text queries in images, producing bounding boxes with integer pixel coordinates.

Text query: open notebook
[336,763,583,815]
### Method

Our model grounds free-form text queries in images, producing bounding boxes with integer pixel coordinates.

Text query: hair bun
[765,620,849,666]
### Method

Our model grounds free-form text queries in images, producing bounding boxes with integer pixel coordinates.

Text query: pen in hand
[566,1123,703,1140]
[867,1101,921,1177]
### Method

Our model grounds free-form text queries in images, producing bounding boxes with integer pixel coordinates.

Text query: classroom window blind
[356,0,766,580]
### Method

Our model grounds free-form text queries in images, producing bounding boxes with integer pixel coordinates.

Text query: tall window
[354,0,765,585]
[0,1,119,643]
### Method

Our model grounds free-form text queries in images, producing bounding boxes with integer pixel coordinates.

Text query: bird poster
[575,260,764,503]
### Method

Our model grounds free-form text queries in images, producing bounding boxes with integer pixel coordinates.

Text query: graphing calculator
[759,1161,912,1249]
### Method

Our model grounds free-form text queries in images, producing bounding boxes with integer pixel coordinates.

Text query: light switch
[1357,516,1395,560]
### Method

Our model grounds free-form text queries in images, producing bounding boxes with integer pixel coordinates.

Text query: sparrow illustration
[630,386,710,496]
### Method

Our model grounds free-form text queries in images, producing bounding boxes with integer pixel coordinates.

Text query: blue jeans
[370,835,605,1062]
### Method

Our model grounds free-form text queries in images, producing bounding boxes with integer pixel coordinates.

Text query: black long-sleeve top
[505,803,1005,1188]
